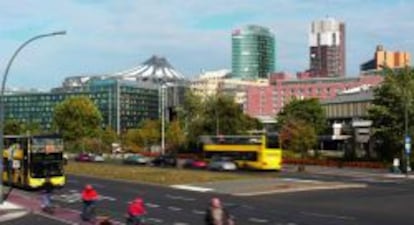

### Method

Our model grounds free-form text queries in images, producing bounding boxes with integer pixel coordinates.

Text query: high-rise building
[232,25,275,80]
[360,45,411,73]
[309,18,346,77]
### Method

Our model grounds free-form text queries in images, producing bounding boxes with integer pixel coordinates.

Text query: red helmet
[134,198,143,204]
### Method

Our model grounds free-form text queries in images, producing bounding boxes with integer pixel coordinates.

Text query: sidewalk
[282,164,414,179]
[0,190,123,224]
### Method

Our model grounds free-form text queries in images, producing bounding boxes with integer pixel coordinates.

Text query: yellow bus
[2,134,65,189]
[200,133,282,170]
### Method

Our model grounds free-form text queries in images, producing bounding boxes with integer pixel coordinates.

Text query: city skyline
[0,0,413,89]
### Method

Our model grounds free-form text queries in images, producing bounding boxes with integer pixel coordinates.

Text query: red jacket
[82,188,98,201]
[128,199,146,216]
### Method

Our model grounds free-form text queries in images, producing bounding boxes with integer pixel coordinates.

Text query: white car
[208,158,237,171]
[93,154,105,162]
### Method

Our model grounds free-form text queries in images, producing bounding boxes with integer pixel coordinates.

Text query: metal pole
[161,84,166,155]
[0,31,66,204]
[405,100,410,174]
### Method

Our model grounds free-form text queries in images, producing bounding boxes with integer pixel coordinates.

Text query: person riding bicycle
[81,184,99,221]
[127,197,147,224]
[205,197,235,225]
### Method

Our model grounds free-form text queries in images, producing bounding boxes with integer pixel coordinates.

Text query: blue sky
[0,0,413,89]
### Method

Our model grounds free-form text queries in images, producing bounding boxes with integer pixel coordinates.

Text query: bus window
[266,135,280,149]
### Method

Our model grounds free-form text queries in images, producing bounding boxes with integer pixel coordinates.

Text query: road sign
[405,136,411,154]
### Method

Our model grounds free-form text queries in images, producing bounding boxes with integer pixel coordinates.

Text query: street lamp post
[161,84,167,155]
[0,31,66,204]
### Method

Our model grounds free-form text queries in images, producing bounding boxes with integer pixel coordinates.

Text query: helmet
[211,197,221,208]
[134,198,143,204]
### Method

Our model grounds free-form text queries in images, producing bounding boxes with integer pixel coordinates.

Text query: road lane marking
[192,209,206,214]
[300,211,356,220]
[170,185,213,192]
[249,217,269,223]
[145,203,160,208]
[147,217,163,223]
[165,194,184,200]
[168,206,182,211]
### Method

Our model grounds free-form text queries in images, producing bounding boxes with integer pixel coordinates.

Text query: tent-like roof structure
[112,55,184,82]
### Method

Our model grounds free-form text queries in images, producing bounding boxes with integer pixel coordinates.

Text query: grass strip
[66,162,256,185]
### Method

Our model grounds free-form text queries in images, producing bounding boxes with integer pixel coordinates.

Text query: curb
[0,210,30,223]
[232,183,368,196]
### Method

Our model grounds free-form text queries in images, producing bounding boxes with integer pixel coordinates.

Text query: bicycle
[81,202,97,222]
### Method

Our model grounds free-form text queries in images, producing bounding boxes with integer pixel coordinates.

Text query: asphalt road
[27,171,410,225]
[7,166,414,225]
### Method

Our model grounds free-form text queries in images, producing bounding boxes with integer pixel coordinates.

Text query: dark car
[74,153,93,162]
[123,154,150,165]
[151,154,177,167]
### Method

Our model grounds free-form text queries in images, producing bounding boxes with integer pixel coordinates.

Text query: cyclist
[81,184,99,221]
[205,197,235,225]
[126,197,147,224]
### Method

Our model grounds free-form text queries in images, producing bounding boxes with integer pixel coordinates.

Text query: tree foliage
[52,96,102,142]
[276,98,326,134]
[280,119,317,171]
[178,92,262,151]
[369,67,414,161]
[166,120,186,152]
[4,119,42,135]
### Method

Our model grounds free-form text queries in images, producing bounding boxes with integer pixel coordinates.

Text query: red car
[190,159,208,169]
[74,153,93,162]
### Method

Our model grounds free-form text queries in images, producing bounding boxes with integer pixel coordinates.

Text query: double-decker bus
[2,134,65,189]
[200,133,282,170]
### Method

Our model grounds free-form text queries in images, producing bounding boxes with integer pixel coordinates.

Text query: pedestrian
[204,197,235,225]
[41,177,54,211]
[81,184,99,221]
[126,197,147,224]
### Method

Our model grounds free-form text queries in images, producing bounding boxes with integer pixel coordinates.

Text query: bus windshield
[266,134,280,149]
[30,153,64,178]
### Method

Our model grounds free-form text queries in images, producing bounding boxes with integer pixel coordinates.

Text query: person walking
[126,197,147,224]
[81,184,99,221]
[205,197,235,225]
[40,177,54,212]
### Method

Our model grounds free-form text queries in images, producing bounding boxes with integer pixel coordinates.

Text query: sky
[0,0,413,89]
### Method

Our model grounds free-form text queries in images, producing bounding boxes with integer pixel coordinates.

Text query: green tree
[52,96,102,142]
[99,126,118,152]
[202,94,258,135]
[280,119,317,171]
[277,98,326,134]
[4,120,22,135]
[166,120,186,152]
[369,67,414,161]
[4,120,42,135]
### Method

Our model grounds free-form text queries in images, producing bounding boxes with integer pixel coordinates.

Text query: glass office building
[3,79,159,134]
[232,25,275,79]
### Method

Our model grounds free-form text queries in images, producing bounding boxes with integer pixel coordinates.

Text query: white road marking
[145,203,160,208]
[168,206,182,211]
[249,217,269,223]
[170,185,213,192]
[147,217,163,223]
[192,209,206,214]
[165,194,182,199]
[300,211,356,220]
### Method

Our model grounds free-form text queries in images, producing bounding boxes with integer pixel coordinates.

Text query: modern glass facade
[3,80,159,134]
[232,25,275,79]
